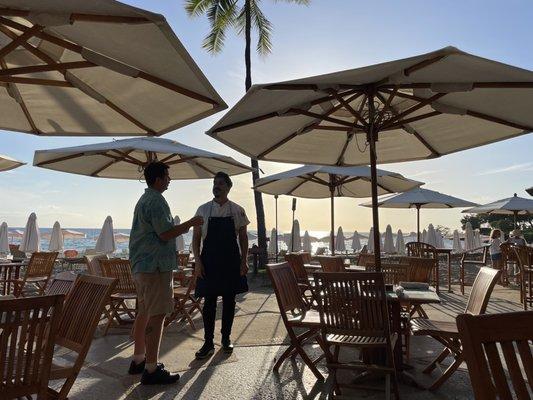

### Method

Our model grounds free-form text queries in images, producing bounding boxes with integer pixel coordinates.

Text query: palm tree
[186,0,310,267]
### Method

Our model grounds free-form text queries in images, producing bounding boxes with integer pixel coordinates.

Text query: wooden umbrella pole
[416,204,421,241]
[367,89,381,271]
[514,210,518,229]
[275,195,279,262]
[330,185,335,255]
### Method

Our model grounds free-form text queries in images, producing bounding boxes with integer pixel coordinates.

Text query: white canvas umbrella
[95,216,115,255]
[0,1,225,137]
[335,227,346,253]
[474,229,482,248]
[464,222,475,251]
[268,228,277,255]
[436,229,445,248]
[351,230,362,252]
[395,229,406,254]
[463,193,533,228]
[422,229,428,244]
[452,230,462,253]
[48,221,64,252]
[427,224,438,247]
[34,137,251,179]
[0,154,25,172]
[367,227,382,253]
[19,212,40,253]
[254,164,421,253]
[0,222,9,253]
[383,225,395,253]
[209,46,533,268]
[289,219,302,252]
[174,216,185,252]
[303,231,312,253]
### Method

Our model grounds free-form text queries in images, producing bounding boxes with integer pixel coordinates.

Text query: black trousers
[202,294,236,343]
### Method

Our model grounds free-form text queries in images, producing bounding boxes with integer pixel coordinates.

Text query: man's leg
[221,294,236,349]
[202,295,217,344]
[144,314,166,372]
[133,312,148,358]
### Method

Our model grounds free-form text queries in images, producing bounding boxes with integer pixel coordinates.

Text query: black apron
[195,201,248,297]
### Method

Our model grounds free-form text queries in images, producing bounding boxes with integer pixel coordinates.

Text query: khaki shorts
[134,271,174,317]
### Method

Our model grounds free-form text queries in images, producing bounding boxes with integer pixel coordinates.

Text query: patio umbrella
[95,216,115,255]
[268,228,277,255]
[33,137,251,179]
[367,227,382,253]
[474,229,482,248]
[335,227,346,253]
[19,212,40,253]
[8,229,23,239]
[253,164,421,253]
[427,224,438,247]
[174,216,185,252]
[208,46,533,268]
[383,225,395,253]
[462,193,533,228]
[289,219,302,252]
[395,229,405,255]
[422,229,428,244]
[0,154,25,172]
[0,1,225,137]
[361,187,477,241]
[48,221,64,252]
[464,222,475,251]
[0,222,9,253]
[436,230,445,248]
[452,230,462,253]
[303,231,312,253]
[351,230,362,252]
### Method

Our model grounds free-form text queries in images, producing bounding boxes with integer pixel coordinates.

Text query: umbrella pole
[514,210,517,229]
[291,209,295,252]
[330,186,335,255]
[416,204,421,241]
[367,91,381,270]
[275,195,278,262]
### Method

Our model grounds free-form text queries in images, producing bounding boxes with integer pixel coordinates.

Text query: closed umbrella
[268,228,277,255]
[19,212,40,253]
[464,222,475,251]
[0,0,225,138]
[395,229,406,255]
[452,230,462,253]
[0,222,9,253]
[436,230,445,248]
[351,230,362,252]
[254,164,421,254]
[48,221,64,252]
[335,227,346,253]
[174,216,185,252]
[427,224,438,247]
[383,225,395,253]
[95,216,115,255]
[289,219,302,252]
[463,193,533,228]
[474,229,482,248]
[303,231,312,253]
[422,229,428,244]
[208,47,533,269]
[367,227,382,253]
[0,154,25,172]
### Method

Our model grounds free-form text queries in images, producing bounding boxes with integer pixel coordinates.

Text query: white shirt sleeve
[235,204,250,230]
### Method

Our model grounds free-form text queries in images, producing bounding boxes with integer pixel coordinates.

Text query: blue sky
[1,0,532,232]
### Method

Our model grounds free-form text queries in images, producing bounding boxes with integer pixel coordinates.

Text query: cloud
[477,162,533,176]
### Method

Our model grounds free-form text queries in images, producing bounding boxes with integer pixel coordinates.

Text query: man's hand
[187,216,204,228]
[240,259,248,276]
[195,258,205,279]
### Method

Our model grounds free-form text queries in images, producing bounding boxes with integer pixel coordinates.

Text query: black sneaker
[195,342,215,360]
[128,359,146,375]
[221,338,234,354]
[140,364,180,385]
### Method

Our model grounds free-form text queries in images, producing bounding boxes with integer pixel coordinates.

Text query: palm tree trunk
[245,0,267,269]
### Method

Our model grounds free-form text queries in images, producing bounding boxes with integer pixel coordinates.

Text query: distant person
[192,172,249,359]
[509,228,527,246]
[489,229,502,270]
[128,161,203,385]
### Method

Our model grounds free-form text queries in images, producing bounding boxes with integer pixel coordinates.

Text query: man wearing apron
[192,172,249,359]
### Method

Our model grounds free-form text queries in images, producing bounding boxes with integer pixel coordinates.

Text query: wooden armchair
[364,261,410,285]
[356,252,375,267]
[0,294,64,400]
[9,243,26,260]
[459,245,490,295]
[514,245,533,310]
[165,273,202,330]
[500,242,519,286]
[0,263,23,296]
[406,242,440,293]
[267,263,325,381]
[285,253,314,305]
[46,271,77,296]
[84,254,109,276]
[313,272,400,399]
[317,255,345,272]
[3,251,58,297]
[100,258,137,335]
[411,267,501,390]
[457,311,533,400]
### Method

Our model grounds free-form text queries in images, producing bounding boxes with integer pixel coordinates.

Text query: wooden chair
[317,255,345,272]
[459,245,490,295]
[9,243,26,260]
[514,245,533,310]
[177,252,191,267]
[165,273,202,329]
[356,252,374,267]
[0,294,64,400]
[285,253,314,305]
[0,263,23,296]
[84,254,108,276]
[267,263,325,381]
[406,242,440,293]
[48,275,117,399]
[3,251,58,297]
[46,271,77,296]
[457,311,533,400]
[500,242,518,286]
[411,267,501,390]
[313,272,400,399]
[100,258,137,335]
[398,256,435,318]
[364,262,410,285]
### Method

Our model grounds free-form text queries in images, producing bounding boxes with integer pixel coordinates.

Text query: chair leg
[422,347,451,374]
[103,300,119,336]
[294,344,324,380]
[273,344,295,372]
[428,354,463,390]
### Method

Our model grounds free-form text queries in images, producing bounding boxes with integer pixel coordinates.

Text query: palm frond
[202,0,238,53]
[185,0,214,17]
[272,0,311,4]
[250,1,273,55]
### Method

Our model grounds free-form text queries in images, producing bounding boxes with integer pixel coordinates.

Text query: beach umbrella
[452,230,462,253]
[361,187,476,241]
[268,228,277,255]
[0,222,9,253]
[367,227,382,253]
[95,216,115,255]
[335,227,346,252]
[62,229,86,239]
[303,231,312,253]
[174,216,185,252]
[0,154,25,172]
[474,229,482,248]
[48,221,64,252]
[351,230,362,252]
[289,219,302,252]
[422,229,428,244]
[8,229,23,239]
[34,137,251,179]
[464,222,475,251]
[427,224,438,247]
[436,229,445,248]
[462,193,533,228]
[395,229,406,255]
[383,225,395,253]
[114,232,130,243]
[0,1,225,138]
[19,212,40,253]
[208,47,533,269]
[254,164,421,253]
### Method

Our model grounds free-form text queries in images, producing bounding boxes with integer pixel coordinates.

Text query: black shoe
[140,364,180,385]
[195,342,215,360]
[221,338,234,354]
[128,359,145,375]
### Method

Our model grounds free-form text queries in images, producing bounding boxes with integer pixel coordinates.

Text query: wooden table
[436,248,453,292]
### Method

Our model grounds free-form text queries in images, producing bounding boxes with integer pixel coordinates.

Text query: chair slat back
[500,242,518,263]
[46,272,77,296]
[267,263,306,314]
[84,254,108,276]
[457,311,533,400]
[314,272,390,337]
[284,253,309,283]
[26,251,58,278]
[317,256,345,272]
[100,259,136,294]
[364,262,410,285]
[399,256,434,283]
[55,274,117,354]
[356,252,375,267]
[464,267,501,315]
[177,252,190,267]
[0,294,64,399]
[514,245,533,269]
[406,242,437,259]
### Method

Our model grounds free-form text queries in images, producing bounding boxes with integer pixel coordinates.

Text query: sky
[1,0,532,233]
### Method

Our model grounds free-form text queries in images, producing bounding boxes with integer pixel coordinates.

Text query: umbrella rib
[192,160,216,176]
[0,23,42,59]
[0,61,96,77]
[383,110,442,130]
[382,92,446,128]
[211,156,251,170]
[35,152,86,166]
[287,178,309,196]
[0,8,152,24]
[91,149,136,176]
[289,108,365,130]
[159,153,181,163]
[108,150,145,165]
[328,90,369,128]
[166,156,198,165]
